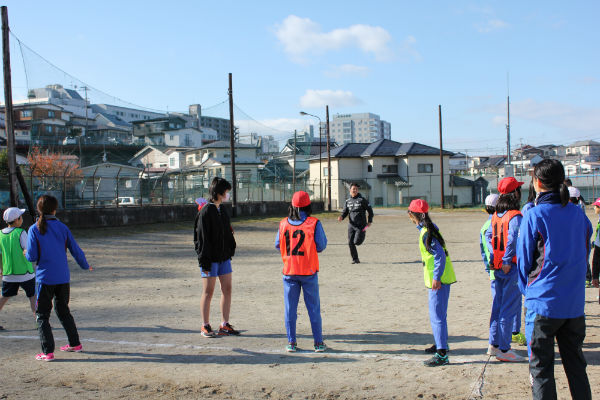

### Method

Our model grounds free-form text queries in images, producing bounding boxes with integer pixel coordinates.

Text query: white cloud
[324,64,369,78]
[476,19,509,33]
[487,99,600,135]
[299,89,362,108]
[399,35,422,62]
[274,15,393,63]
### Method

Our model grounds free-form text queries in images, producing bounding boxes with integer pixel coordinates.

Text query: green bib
[0,228,34,276]
[419,227,457,288]
[480,219,495,281]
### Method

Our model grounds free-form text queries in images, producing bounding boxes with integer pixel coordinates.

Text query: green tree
[0,149,8,176]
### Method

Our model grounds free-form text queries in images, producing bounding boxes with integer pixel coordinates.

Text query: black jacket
[193,203,236,271]
[340,193,374,228]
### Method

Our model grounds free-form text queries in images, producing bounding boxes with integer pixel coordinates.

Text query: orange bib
[491,210,522,270]
[279,216,319,275]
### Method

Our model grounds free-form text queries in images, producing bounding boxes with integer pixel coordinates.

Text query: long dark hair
[534,159,569,207]
[496,187,522,214]
[408,211,445,253]
[36,195,58,235]
[288,204,312,221]
[209,177,232,202]
[526,183,536,203]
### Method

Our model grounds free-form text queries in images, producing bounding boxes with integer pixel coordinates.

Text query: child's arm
[275,228,281,250]
[479,230,489,271]
[503,215,522,268]
[66,229,90,270]
[426,234,446,287]
[516,214,535,295]
[314,220,327,252]
[25,226,39,263]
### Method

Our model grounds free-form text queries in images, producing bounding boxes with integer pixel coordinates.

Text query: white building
[566,140,600,159]
[309,139,483,208]
[91,104,164,123]
[328,113,391,144]
[239,133,279,154]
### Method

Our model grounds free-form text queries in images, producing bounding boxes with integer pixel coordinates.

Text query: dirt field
[1,208,599,399]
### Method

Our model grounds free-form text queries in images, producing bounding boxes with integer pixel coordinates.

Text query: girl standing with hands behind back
[518,159,592,400]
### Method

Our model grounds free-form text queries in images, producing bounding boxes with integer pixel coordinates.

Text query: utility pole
[506,95,511,165]
[326,105,331,211]
[292,129,297,193]
[2,6,18,207]
[228,73,237,217]
[438,105,445,209]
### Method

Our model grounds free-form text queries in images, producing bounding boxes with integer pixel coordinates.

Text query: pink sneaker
[35,352,54,361]
[60,344,83,352]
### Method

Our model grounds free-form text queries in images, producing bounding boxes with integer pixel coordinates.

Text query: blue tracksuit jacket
[26,216,89,285]
[517,191,592,319]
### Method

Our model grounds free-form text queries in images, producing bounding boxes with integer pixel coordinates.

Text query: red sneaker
[60,344,83,352]
[35,353,54,361]
[218,323,240,336]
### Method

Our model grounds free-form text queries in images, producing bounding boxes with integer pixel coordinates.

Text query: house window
[418,163,433,173]
[21,110,32,118]
[170,135,175,140]
[382,165,398,174]
[48,111,55,118]
[170,158,175,167]
[367,165,372,172]
[46,125,53,133]
[324,167,329,176]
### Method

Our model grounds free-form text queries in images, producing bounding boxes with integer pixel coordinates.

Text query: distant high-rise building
[328,113,391,144]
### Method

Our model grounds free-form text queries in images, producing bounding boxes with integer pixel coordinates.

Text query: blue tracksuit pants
[490,280,523,345]
[283,274,323,345]
[428,284,451,350]
[493,270,521,351]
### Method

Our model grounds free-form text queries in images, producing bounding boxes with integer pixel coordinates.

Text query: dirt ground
[1,208,599,400]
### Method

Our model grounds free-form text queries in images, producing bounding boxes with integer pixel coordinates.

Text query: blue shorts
[201,259,232,278]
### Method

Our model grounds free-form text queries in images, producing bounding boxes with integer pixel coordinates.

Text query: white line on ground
[0,334,490,363]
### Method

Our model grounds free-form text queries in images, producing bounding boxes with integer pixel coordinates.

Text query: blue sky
[2,1,599,154]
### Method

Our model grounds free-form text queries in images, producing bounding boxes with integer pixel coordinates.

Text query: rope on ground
[467,355,491,400]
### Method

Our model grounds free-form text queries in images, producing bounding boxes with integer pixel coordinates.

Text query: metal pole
[506,95,511,165]
[319,123,322,201]
[92,166,98,208]
[115,166,122,207]
[2,6,18,206]
[293,129,297,193]
[228,73,237,217]
[326,105,331,211]
[438,105,445,208]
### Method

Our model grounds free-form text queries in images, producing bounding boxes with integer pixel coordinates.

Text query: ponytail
[559,183,570,207]
[36,195,59,235]
[410,211,446,252]
[37,214,47,235]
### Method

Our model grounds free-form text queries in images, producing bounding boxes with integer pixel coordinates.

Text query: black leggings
[36,282,80,354]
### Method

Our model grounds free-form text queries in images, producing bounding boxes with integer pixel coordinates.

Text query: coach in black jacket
[193,177,239,338]
[338,183,374,264]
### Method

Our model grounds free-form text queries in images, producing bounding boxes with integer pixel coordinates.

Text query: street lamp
[300,111,322,201]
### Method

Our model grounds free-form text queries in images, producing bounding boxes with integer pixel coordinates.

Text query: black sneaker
[352,259,360,264]
[425,344,437,353]
[424,353,449,367]
[218,323,240,336]
[425,344,450,353]
[0,325,5,331]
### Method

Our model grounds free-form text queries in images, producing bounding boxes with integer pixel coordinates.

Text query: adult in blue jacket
[517,159,592,400]
[26,195,91,361]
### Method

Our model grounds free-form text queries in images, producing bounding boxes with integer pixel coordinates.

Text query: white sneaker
[496,349,525,362]
[487,344,499,356]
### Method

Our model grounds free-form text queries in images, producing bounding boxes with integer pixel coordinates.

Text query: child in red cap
[275,191,328,352]
[484,177,526,362]
[407,199,456,367]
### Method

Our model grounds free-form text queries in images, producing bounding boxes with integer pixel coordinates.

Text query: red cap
[408,199,429,213]
[292,191,311,208]
[593,198,600,207]
[497,177,524,194]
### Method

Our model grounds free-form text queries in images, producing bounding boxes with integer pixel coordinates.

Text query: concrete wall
[37,201,326,229]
